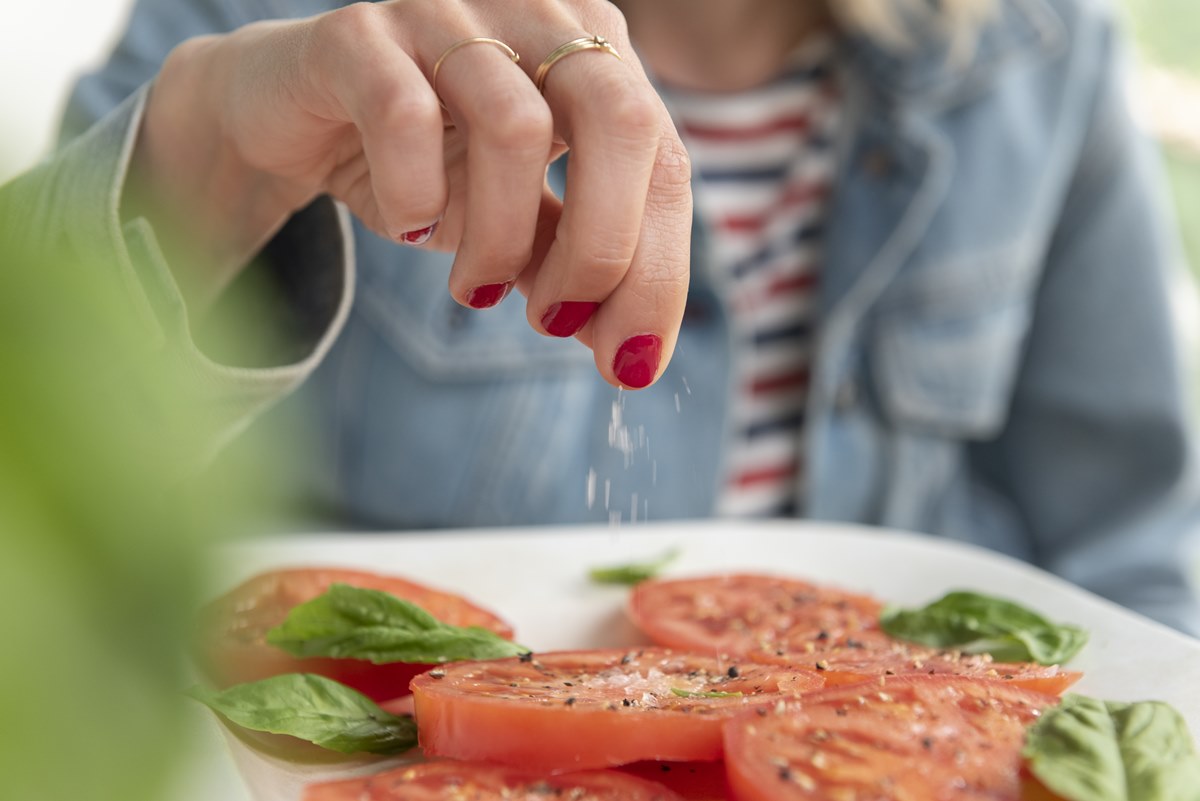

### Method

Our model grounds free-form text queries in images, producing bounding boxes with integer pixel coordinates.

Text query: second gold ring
[534,34,623,94]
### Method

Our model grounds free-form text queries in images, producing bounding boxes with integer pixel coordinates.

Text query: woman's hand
[133,0,691,389]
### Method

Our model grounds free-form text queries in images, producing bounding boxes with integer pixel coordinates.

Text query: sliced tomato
[629,574,883,655]
[303,762,686,801]
[199,567,515,702]
[410,648,825,770]
[723,675,1059,801]
[618,761,731,801]
[749,630,1083,695]
[628,574,1080,695]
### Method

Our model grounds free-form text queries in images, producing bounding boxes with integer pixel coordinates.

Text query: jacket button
[835,379,858,410]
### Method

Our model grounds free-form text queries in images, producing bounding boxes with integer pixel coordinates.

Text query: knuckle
[579,227,639,273]
[583,0,630,37]
[475,89,553,149]
[316,2,379,46]
[375,84,442,129]
[652,136,694,195]
[592,81,660,140]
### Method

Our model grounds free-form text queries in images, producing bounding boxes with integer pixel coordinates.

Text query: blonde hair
[833,0,998,55]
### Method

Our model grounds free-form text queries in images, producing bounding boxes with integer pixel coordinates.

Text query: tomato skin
[199,568,515,702]
[722,675,1059,801]
[410,648,825,771]
[618,761,731,801]
[630,574,883,655]
[302,761,686,801]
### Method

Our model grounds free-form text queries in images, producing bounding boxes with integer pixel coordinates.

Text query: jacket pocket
[870,241,1040,438]
[352,224,594,380]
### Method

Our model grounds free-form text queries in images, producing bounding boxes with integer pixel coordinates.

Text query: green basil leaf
[670,687,743,698]
[266,584,527,664]
[589,547,681,585]
[187,674,416,755]
[879,590,1088,665]
[1023,694,1200,801]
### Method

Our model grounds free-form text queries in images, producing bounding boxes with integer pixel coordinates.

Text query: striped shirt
[662,39,839,517]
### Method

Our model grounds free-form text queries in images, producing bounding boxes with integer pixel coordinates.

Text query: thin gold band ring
[534,34,622,94]
[431,37,520,96]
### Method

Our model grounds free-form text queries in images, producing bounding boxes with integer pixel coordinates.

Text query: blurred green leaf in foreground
[0,190,271,800]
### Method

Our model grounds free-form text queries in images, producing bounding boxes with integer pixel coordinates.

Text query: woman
[10,0,1198,633]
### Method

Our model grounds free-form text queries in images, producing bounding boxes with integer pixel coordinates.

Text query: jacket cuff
[4,84,353,448]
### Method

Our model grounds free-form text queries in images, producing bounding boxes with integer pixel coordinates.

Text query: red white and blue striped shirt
[663,38,839,517]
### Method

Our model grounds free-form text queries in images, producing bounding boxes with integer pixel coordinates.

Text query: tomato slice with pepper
[303,761,686,801]
[199,568,515,702]
[722,675,1059,801]
[629,574,1080,695]
[628,574,884,655]
[750,630,1083,695]
[410,648,825,770]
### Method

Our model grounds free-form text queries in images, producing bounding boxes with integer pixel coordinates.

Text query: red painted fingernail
[465,282,513,309]
[613,333,663,389]
[541,301,599,338]
[400,222,438,245]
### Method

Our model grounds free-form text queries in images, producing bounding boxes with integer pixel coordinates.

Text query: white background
[0,0,136,182]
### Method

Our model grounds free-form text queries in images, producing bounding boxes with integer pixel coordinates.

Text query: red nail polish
[541,301,599,338]
[465,282,512,309]
[613,334,663,389]
[400,222,438,245]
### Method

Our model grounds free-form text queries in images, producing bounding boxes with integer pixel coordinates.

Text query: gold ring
[431,37,520,96]
[534,34,622,94]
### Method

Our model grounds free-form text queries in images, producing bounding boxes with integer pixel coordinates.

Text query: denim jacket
[17,0,1197,634]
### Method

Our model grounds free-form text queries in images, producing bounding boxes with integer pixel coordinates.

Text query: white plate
[192,519,1200,801]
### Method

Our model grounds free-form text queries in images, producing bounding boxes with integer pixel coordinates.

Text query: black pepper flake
[565,697,576,706]
[519,651,534,663]
[756,707,769,717]
[563,681,574,687]
[922,737,933,750]
[622,698,633,707]
[835,708,847,717]
[727,666,740,678]
[778,767,792,782]
[845,639,864,649]
[816,630,829,641]
[660,765,671,773]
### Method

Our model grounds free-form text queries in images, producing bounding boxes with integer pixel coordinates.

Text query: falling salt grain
[586,468,597,509]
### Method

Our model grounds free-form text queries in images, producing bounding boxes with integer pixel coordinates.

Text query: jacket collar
[842,0,1066,109]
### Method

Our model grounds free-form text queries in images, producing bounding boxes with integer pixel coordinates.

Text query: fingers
[302,3,693,389]
[306,5,448,239]
[516,26,691,388]
[588,134,693,389]
[435,41,555,308]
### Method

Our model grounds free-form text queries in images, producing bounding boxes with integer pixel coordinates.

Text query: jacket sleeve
[973,15,1200,635]
[0,0,354,457]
